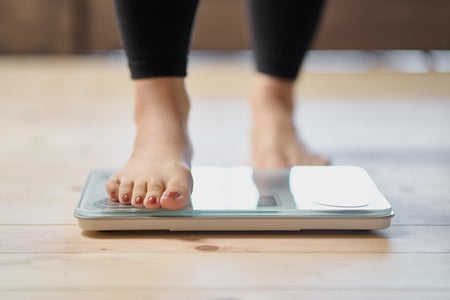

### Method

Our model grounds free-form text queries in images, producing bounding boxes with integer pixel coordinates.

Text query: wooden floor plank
[1,56,450,101]
[0,225,449,254]
[333,152,450,225]
[333,152,450,201]
[1,253,449,289]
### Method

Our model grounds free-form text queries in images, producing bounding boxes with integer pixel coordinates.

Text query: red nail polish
[168,191,180,198]
[111,192,116,199]
[135,196,143,204]
[149,196,157,204]
[123,194,129,202]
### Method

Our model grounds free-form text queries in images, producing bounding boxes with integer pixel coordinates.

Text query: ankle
[132,77,190,124]
[250,73,295,117]
[251,73,294,98]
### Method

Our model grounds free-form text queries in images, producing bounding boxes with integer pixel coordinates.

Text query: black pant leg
[113,0,199,79]
[248,0,326,80]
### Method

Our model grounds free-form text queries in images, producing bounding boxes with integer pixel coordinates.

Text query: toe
[105,175,120,201]
[131,181,147,207]
[160,175,192,210]
[160,188,190,211]
[118,178,133,204]
[143,182,164,209]
[315,155,331,166]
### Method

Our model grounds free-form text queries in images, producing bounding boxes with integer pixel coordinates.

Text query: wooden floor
[0,54,449,299]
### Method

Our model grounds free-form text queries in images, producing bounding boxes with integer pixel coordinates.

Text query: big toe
[160,174,192,210]
[312,154,331,166]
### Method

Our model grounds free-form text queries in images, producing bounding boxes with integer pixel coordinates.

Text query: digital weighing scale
[75,166,394,231]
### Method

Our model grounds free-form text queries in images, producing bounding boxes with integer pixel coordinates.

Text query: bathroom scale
[75,166,394,231]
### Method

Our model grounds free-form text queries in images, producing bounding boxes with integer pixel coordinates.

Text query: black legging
[114,0,325,80]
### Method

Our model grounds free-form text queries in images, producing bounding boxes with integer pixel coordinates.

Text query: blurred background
[1,0,449,53]
[0,0,449,167]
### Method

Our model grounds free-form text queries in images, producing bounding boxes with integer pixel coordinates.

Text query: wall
[0,0,449,54]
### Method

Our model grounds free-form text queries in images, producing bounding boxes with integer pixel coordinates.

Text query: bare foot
[250,74,329,169]
[105,78,193,210]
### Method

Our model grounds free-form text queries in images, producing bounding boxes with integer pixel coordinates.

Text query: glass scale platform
[75,166,394,231]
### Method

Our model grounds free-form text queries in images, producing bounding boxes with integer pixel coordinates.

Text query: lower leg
[248,0,328,168]
[108,1,199,209]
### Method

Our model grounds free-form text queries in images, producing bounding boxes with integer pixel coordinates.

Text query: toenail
[167,191,180,198]
[135,196,143,204]
[123,194,129,202]
[111,192,116,199]
[149,196,157,204]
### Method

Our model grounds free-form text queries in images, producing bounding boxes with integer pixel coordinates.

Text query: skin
[105,73,328,210]
[250,73,329,168]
